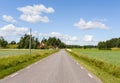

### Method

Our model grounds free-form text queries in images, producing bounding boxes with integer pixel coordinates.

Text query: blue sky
[0,0,120,45]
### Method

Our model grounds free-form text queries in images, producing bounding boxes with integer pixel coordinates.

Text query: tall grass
[0,49,58,79]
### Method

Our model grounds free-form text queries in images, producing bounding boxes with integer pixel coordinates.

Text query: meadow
[0,49,55,56]
[72,48,120,66]
[0,49,58,79]
[0,49,29,56]
[67,48,120,83]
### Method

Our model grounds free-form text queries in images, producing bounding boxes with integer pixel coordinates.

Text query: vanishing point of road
[0,49,102,83]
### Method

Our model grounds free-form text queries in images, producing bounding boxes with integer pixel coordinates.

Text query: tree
[116,38,120,47]
[98,41,106,49]
[0,36,8,48]
[10,41,16,45]
[32,38,39,49]
[41,38,47,44]
[106,40,112,48]
[97,37,120,49]
[66,45,82,48]
[40,37,66,49]
[18,34,40,49]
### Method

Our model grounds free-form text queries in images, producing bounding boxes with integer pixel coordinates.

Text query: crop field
[72,48,120,66]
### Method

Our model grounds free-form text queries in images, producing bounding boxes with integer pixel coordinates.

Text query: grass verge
[66,49,120,83]
[0,49,58,79]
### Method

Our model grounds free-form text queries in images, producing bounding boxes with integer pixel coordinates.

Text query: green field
[67,48,120,83]
[0,49,58,79]
[72,48,120,66]
[0,49,29,56]
[0,49,55,56]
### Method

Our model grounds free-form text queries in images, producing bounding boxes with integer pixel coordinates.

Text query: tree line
[98,38,120,49]
[2,34,119,49]
[40,37,66,49]
[0,34,66,49]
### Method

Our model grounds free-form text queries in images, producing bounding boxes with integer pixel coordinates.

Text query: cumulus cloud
[17,4,55,23]
[2,15,16,23]
[39,32,79,44]
[74,18,110,30]
[51,32,79,41]
[0,24,29,36]
[83,35,93,42]
[40,32,96,45]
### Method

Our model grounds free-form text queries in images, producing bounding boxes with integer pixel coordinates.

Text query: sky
[0,0,120,45]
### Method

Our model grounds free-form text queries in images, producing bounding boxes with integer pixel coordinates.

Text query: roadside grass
[0,49,58,79]
[66,49,120,83]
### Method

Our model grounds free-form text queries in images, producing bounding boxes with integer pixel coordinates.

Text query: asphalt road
[0,49,102,83]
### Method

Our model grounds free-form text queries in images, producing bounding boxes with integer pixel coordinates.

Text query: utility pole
[29,28,32,56]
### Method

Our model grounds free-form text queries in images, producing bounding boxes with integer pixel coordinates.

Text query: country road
[0,49,102,83]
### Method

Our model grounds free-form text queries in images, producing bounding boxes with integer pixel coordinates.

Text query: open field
[0,49,29,56]
[72,48,120,66]
[66,48,120,83]
[0,49,58,79]
[0,49,54,56]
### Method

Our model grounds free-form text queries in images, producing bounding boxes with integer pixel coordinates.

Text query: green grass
[72,48,120,66]
[66,48,120,83]
[0,49,58,79]
[0,49,29,56]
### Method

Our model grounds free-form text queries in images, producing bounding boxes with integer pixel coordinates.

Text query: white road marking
[10,73,18,77]
[88,73,93,78]
[76,62,79,65]
[35,62,38,64]
[67,49,72,52]
[80,66,84,70]
[26,66,31,69]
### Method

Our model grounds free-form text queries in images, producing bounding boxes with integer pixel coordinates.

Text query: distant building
[38,42,45,48]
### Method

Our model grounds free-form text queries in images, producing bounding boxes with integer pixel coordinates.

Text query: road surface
[0,49,102,83]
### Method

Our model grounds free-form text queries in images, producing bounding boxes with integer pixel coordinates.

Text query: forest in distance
[0,34,120,50]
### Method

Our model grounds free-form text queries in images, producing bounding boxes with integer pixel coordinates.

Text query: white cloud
[83,35,93,42]
[2,15,16,23]
[39,32,79,44]
[39,32,98,45]
[17,4,54,23]
[74,18,110,30]
[27,30,39,37]
[0,24,29,36]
